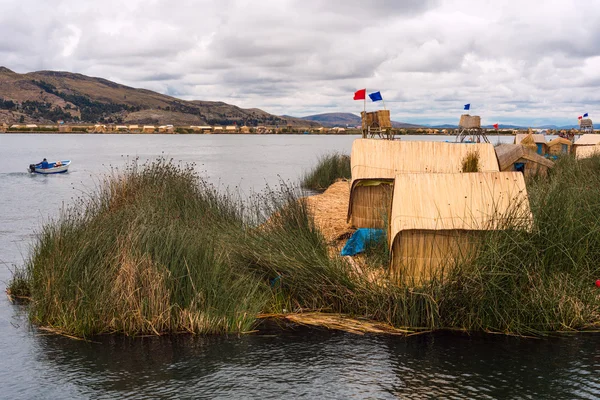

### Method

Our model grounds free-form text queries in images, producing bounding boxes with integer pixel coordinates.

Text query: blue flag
[584,113,589,117]
[464,104,470,111]
[368,91,383,102]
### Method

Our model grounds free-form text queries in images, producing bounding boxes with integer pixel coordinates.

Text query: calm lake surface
[0,134,598,399]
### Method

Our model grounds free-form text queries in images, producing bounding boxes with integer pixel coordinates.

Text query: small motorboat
[28,160,71,174]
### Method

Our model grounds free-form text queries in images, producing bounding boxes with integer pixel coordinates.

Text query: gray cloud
[1,0,599,125]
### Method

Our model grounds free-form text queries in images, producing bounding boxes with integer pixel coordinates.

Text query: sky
[1,0,600,126]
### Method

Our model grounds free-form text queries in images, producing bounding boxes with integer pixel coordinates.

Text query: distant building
[158,125,175,133]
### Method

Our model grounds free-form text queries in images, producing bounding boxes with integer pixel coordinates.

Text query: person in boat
[35,158,49,169]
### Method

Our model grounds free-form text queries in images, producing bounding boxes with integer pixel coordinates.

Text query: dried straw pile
[305,180,353,243]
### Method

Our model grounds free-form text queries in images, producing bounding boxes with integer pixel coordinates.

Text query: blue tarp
[341,228,385,256]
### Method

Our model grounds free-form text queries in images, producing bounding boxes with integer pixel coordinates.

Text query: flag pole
[381,95,387,111]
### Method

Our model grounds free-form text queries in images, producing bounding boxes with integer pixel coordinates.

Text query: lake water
[0,134,598,399]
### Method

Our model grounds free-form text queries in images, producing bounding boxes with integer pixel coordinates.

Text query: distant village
[0,122,591,135]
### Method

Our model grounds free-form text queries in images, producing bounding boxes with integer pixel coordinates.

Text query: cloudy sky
[1,0,599,125]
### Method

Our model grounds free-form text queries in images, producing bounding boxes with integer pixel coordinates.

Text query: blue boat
[28,160,71,174]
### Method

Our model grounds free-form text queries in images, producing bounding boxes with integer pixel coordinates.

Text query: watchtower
[455,114,489,143]
[579,118,594,134]
[361,110,393,139]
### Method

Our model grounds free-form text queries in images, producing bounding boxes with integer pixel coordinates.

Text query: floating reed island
[8,141,600,338]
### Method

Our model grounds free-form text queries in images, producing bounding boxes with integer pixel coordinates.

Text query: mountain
[0,67,317,127]
[299,112,423,128]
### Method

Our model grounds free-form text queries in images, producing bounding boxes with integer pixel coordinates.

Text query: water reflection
[30,327,600,400]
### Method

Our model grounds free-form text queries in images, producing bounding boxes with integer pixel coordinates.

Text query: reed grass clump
[301,153,351,191]
[10,158,269,337]
[461,149,480,172]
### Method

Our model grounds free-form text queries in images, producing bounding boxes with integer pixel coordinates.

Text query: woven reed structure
[515,133,548,155]
[546,137,572,157]
[389,171,533,284]
[348,139,500,228]
[361,110,392,139]
[575,145,600,159]
[579,118,594,133]
[456,114,488,143]
[495,144,554,178]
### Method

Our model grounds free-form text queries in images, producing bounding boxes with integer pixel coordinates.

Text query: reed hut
[225,126,238,133]
[546,137,572,157]
[158,125,175,134]
[240,125,251,134]
[213,126,224,133]
[0,123,7,133]
[348,139,500,228]
[142,125,156,133]
[573,134,600,157]
[91,124,107,133]
[575,144,600,159]
[515,133,547,155]
[574,134,600,146]
[128,125,140,133]
[58,124,72,133]
[494,144,554,178]
[389,172,532,284]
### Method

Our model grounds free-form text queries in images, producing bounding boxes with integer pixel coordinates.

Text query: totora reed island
[8,139,600,339]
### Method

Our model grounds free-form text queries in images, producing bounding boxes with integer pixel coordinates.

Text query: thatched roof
[574,134,600,146]
[547,137,572,147]
[350,139,499,185]
[515,133,546,144]
[494,144,554,171]
[389,172,532,244]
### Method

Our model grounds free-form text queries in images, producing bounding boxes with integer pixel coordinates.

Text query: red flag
[353,89,366,100]
[493,123,499,130]
[578,115,583,120]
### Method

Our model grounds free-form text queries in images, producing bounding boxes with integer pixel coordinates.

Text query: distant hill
[0,67,318,127]
[298,112,422,128]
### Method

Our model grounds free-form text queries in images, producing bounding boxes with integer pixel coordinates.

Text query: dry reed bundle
[259,312,418,335]
[305,180,353,243]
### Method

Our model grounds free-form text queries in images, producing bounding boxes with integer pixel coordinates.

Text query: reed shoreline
[7,153,600,338]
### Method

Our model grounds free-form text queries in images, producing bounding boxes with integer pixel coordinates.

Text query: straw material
[350,139,499,182]
[574,134,600,146]
[348,139,500,228]
[579,118,593,127]
[515,133,547,144]
[495,144,553,178]
[575,145,600,159]
[258,312,419,335]
[390,172,532,233]
[390,229,479,284]
[458,114,481,129]
[305,180,353,243]
[547,138,572,155]
[389,172,532,283]
[361,110,391,129]
[349,182,393,228]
